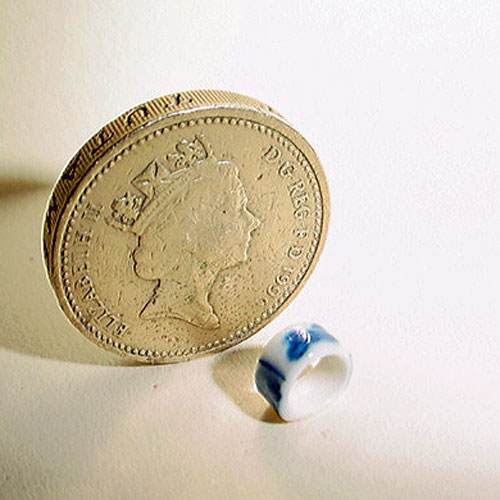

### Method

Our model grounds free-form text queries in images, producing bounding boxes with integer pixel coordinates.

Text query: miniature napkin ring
[255,323,352,421]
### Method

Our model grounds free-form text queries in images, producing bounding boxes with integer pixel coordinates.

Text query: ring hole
[287,354,351,420]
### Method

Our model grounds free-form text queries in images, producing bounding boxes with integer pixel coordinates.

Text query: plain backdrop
[1,1,500,499]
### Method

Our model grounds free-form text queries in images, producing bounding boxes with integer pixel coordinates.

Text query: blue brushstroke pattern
[283,324,336,361]
[255,358,285,409]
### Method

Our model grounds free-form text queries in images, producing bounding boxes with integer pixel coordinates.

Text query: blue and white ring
[255,323,352,421]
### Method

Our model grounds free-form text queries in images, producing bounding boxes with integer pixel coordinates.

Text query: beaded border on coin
[43,90,330,363]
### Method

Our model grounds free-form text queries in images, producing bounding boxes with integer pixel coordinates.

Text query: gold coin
[43,90,330,363]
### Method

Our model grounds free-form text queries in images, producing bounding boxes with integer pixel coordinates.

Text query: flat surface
[1,1,500,499]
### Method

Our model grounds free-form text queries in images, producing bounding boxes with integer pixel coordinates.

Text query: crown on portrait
[106,134,215,232]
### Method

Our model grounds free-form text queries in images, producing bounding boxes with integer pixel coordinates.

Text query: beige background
[2,1,500,499]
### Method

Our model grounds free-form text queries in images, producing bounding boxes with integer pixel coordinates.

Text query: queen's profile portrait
[110,134,260,330]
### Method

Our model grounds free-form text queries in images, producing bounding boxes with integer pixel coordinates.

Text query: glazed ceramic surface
[255,323,352,421]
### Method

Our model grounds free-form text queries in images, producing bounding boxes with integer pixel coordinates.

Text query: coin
[43,90,330,363]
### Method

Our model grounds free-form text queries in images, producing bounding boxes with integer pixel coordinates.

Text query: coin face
[43,90,330,363]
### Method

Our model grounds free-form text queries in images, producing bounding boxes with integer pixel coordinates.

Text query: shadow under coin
[0,177,129,366]
[212,346,283,423]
